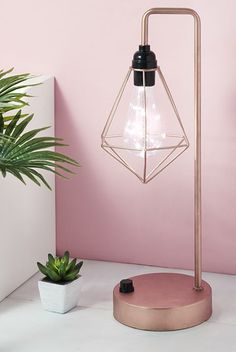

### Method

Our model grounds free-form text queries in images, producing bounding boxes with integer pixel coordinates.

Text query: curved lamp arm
[141,8,202,290]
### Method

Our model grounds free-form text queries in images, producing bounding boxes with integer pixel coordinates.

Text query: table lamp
[101,7,212,331]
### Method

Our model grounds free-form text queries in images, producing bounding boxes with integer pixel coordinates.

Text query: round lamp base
[113,273,212,331]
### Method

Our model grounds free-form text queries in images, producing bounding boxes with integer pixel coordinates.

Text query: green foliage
[0,110,79,189]
[0,68,79,188]
[37,251,83,283]
[0,68,37,121]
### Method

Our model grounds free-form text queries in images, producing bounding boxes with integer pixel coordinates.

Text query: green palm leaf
[0,68,38,121]
[0,110,79,189]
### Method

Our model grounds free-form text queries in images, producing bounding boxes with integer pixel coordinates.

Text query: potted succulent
[37,251,83,313]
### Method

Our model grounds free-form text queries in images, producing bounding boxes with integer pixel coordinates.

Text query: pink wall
[2,0,236,274]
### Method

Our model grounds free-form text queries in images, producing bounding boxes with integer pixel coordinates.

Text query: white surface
[0,76,55,301]
[0,260,236,351]
[38,277,82,313]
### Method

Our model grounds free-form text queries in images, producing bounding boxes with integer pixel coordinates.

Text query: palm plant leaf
[0,111,79,189]
[0,68,38,121]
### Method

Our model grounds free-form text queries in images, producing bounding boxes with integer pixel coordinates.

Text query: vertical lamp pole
[141,8,202,291]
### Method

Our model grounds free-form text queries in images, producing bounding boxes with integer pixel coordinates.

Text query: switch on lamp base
[113,273,212,331]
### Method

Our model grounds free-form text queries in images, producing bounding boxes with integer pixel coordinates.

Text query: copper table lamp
[101,7,212,331]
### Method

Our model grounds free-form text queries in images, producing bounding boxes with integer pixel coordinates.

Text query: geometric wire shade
[101,67,189,183]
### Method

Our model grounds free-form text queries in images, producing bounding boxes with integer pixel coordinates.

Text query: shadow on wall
[54,80,123,260]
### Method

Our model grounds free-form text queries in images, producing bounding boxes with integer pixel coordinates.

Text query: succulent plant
[37,251,83,283]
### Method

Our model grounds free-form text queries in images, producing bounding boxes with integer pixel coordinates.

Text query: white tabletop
[1,259,235,351]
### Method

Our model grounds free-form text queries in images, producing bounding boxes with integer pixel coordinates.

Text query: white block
[0,76,55,301]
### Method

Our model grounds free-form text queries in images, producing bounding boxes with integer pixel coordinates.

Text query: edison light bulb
[124,86,166,157]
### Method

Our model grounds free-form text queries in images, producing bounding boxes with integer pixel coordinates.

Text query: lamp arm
[141,8,202,290]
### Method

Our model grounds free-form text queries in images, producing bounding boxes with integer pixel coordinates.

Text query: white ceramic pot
[38,276,83,313]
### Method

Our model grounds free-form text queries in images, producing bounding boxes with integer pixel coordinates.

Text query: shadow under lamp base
[113,273,212,331]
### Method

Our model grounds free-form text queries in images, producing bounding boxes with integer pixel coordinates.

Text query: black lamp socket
[132,45,157,87]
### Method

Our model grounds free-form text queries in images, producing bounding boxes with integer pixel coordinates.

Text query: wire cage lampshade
[101,65,189,183]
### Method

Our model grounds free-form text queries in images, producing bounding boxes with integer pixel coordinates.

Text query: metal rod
[102,146,144,182]
[157,67,190,147]
[141,8,202,290]
[146,138,185,180]
[102,143,188,152]
[146,145,188,184]
[101,68,132,138]
[143,70,148,182]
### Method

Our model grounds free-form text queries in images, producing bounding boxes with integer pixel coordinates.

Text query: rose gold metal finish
[141,6,202,291]
[113,273,212,331]
[102,68,132,138]
[102,7,210,330]
[143,70,147,182]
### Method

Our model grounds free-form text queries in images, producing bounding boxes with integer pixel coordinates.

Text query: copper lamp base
[113,273,212,331]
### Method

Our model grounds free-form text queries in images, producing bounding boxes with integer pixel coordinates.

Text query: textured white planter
[38,277,83,313]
